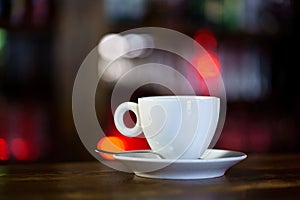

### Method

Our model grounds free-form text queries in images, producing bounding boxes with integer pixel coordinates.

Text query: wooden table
[1,153,300,199]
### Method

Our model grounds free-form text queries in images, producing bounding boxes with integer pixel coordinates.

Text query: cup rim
[138,95,219,101]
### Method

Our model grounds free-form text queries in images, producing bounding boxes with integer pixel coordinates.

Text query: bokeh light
[194,29,217,52]
[97,136,126,160]
[11,138,30,161]
[98,33,129,61]
[0,138,9,161]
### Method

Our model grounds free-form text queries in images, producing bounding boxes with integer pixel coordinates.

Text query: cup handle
[114,102,142,137]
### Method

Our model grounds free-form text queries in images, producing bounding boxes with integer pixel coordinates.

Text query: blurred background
[0,0,299,163]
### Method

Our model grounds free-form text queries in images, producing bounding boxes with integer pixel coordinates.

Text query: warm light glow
[194,29,217,51]
[208,51,221,70]
[194,53,220,78]
[191,28,221,95]
[97,136,126,160]
[11,138,30,161]
[0,138,9,161]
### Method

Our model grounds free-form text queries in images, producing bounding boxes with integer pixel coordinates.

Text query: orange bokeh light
[97,136,126,160]
[193,53,220,79]
[189,51,221,95]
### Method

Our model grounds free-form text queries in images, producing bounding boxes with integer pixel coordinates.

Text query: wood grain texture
[1,153,300,200]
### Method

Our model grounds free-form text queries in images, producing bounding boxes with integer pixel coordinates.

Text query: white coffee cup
[114,96,220,159]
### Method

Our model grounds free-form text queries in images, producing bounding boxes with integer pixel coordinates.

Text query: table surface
[1,153,300,200]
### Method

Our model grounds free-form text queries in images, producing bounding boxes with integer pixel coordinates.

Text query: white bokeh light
[98,33,129,61]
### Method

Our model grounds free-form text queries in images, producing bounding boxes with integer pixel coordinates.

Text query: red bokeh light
[194,29,217,52]
[11,138,31,161]
[0,138,10,161]
[189,28,222,95]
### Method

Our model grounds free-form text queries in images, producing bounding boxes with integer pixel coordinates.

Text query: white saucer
[113,149,247,180]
